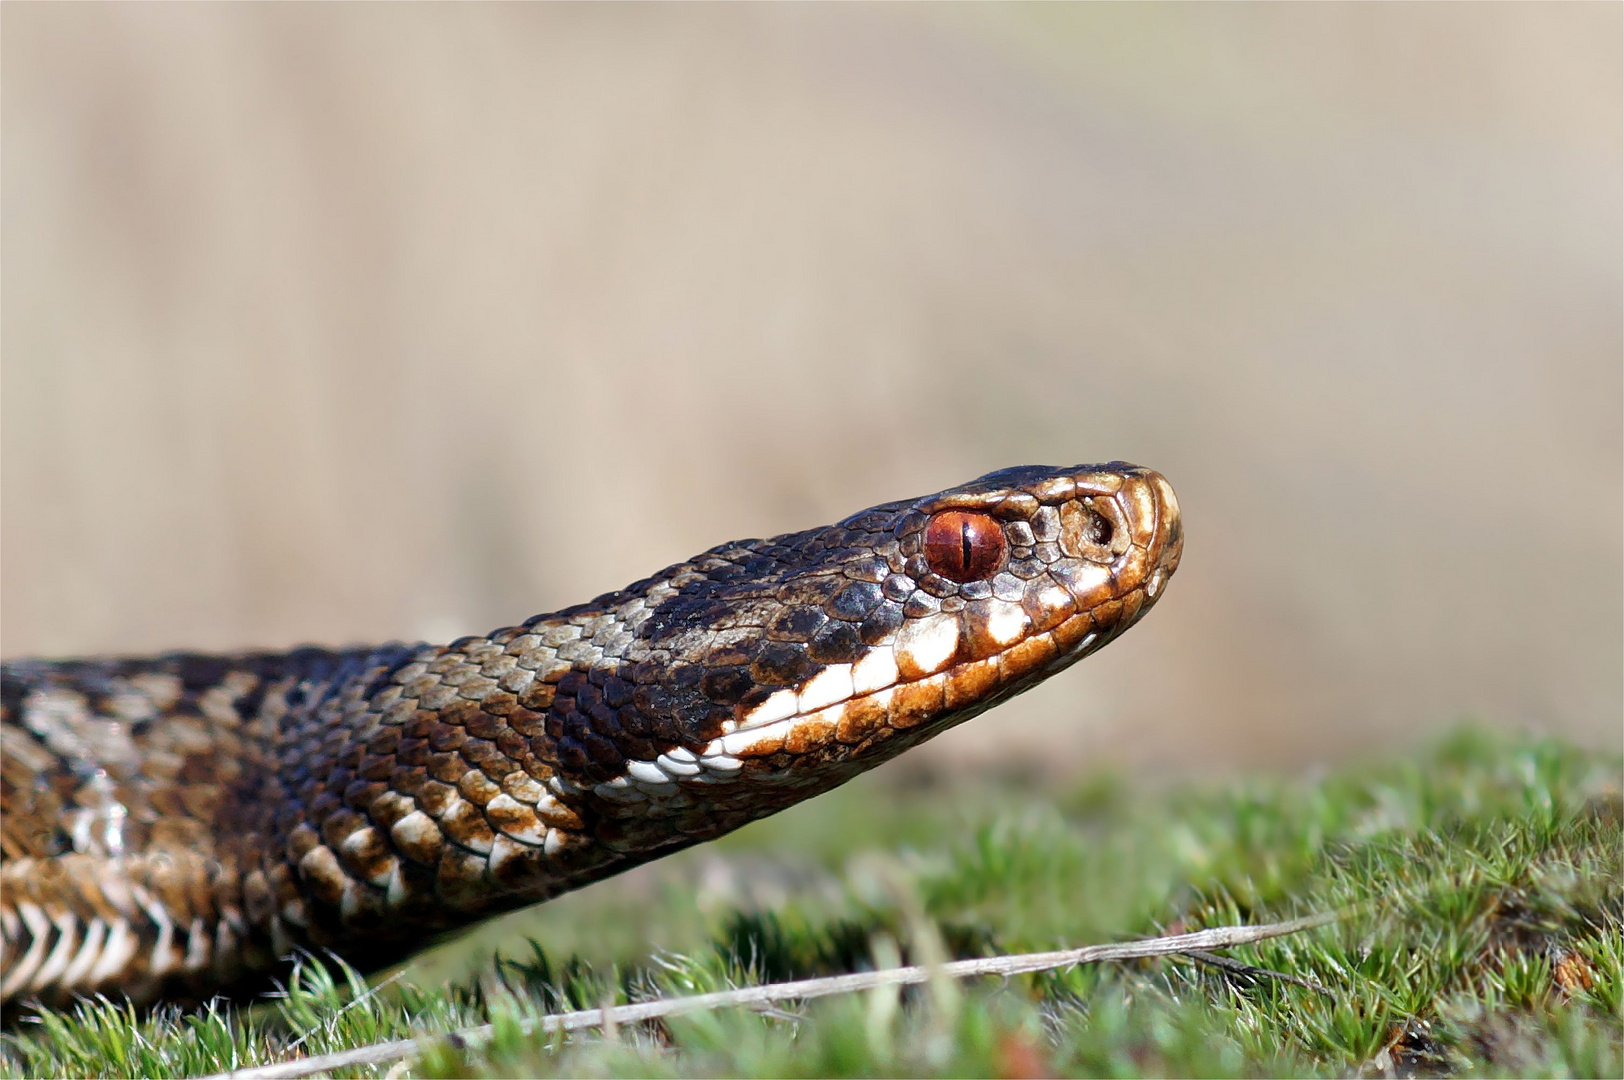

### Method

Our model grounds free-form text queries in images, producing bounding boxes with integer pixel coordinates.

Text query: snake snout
[1109,466,1182,604]
[1060,463,1182,609]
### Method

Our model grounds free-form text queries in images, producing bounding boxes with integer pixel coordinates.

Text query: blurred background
[4,4,1619,776]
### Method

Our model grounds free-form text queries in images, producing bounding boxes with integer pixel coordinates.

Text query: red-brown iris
[923,511,1006,583]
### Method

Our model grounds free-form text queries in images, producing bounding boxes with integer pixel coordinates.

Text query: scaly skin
[1,463,1182,1008]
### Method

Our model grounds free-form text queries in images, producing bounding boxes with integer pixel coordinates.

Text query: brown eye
[923,511,1006,583]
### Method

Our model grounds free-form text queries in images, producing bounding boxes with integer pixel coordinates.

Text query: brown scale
[1,462,1181,1010]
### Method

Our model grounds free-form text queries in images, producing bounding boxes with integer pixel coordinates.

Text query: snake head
[550,462,1184,849]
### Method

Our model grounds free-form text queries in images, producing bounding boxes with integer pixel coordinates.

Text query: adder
[0,462,1182,1008]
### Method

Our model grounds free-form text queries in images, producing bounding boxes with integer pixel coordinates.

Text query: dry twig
[200,911,1340,1080]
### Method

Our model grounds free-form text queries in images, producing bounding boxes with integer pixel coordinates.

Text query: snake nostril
[1083,510,1113,547]
[923,511,1006,583]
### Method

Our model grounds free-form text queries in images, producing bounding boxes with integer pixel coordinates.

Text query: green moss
[4,727,1619,1078]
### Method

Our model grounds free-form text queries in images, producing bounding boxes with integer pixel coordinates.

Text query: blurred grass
[3,726,1619,1078]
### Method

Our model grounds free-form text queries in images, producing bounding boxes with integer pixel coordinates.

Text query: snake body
[0,463,1181,1008]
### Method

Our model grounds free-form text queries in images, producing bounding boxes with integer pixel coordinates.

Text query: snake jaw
[1,462,1181,1008]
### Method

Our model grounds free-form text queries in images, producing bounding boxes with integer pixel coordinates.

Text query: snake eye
[923,511,1006,583]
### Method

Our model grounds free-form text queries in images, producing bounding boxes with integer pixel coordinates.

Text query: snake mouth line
[701,618,1110,764]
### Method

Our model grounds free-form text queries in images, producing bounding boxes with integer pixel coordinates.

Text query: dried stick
[201,911,1339,1080]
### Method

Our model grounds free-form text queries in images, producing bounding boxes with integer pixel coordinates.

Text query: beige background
[4,4,1619,776]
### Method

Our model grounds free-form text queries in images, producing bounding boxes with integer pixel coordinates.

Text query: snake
[0,462,1181,1009]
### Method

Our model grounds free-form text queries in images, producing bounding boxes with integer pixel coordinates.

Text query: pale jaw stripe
[982,600,1028,647]
[894,616,958,677]
[726,646,906,740]
[1036,584,1071,613]
[689,610,1048,768]
[852,648,898,694]
[623,594,1110,791]
[612,649,903,793]
[753,688,798,725]
[796,664,852,713]
[716,715,799,757]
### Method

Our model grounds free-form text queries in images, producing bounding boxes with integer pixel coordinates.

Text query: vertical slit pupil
[923,510,1007,584]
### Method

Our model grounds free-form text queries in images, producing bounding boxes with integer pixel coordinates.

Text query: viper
[1,462,1181,1008]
